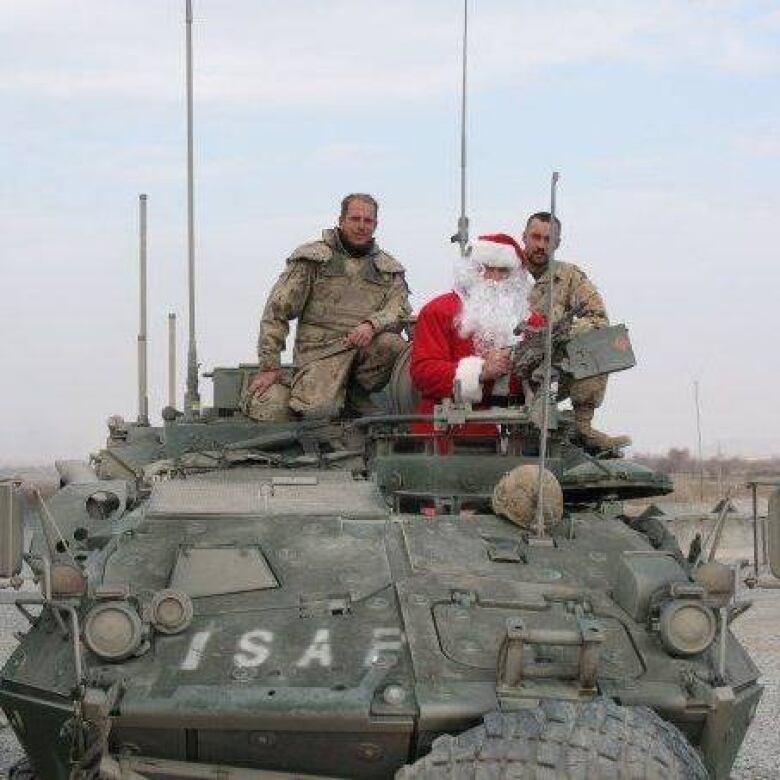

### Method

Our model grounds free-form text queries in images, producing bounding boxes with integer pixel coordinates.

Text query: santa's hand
[515,311,544,336]
[345,322,375,348]
[480,348,512,381]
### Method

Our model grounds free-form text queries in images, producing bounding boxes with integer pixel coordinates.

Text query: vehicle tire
[8,757,38,780]
[396,697,708,779]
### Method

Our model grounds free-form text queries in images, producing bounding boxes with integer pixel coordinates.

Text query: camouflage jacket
[257,229,410,370]
[527,260,608,334]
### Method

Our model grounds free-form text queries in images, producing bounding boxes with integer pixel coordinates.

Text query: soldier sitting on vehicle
[245,193,410,420]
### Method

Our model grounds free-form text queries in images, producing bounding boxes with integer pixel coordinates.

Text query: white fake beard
[455,266,530,353]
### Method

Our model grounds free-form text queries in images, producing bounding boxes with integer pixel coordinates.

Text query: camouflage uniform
[250,228,410,420]
[528,260,630,449]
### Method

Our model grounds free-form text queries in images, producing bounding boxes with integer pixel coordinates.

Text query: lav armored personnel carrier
[0,324,767,779]
[0,3,769,776]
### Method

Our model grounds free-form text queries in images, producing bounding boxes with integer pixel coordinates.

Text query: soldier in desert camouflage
[245,193,410,420]
[521,211,631,451]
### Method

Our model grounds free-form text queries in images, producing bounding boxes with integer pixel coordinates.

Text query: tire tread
[397,698,708,779]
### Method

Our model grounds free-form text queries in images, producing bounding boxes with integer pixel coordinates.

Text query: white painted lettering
[181,630,211,671]
[364,627,404,666]
[234,630,274,668]
[296,628,332,668]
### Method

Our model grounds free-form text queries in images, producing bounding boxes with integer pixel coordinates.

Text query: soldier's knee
[289,397,342,419]
[370,332,407,362]
[242,383,294,422]
[569,375,608,408]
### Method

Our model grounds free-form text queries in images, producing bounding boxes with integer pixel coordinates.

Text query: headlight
[659,599,717,656]
[150,589,193,635]
[84,601,143,661]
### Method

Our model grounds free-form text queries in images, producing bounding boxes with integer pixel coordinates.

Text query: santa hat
[469,233,523,270]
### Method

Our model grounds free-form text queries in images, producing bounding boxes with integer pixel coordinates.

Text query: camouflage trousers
[242,380,294,422]
[292,332,406,418]
[245,333,406,421]
[558,374,607,411]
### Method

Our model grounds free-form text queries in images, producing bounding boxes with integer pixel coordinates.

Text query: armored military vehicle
[0,4,768,777]
[0,319,768,780]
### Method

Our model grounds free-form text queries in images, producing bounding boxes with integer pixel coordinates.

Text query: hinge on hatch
[299,592,352,618]
[484,537,527,563]
[450,589,478,608]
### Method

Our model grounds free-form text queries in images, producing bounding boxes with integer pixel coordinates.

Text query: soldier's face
[523,218,559,270]
[339,200,378,247]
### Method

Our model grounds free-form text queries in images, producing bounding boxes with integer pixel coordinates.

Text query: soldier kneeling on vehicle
[244,193,410,421]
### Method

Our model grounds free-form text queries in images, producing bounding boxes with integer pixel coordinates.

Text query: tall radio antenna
[183,0,200,419]
[533,172,561,541]
[451,0,469,256]
[137,193,149,426]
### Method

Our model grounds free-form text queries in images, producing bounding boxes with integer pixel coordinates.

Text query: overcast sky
[1,0,778,464]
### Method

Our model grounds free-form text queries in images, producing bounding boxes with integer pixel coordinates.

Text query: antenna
[168,312,177,409]
[450,0,469,256]
[137,193,149,426]
[183,0,200,419]
[532,172,560,541]
[694,379,704,501]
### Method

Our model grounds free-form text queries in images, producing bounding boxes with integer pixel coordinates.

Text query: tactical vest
[294,231,404,358]
[528,261,607,332]
[528,261,577,325]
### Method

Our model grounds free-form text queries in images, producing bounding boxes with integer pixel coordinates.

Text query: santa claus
[410,234,530,436]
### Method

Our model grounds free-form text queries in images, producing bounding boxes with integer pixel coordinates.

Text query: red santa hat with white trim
[468,233,523,269]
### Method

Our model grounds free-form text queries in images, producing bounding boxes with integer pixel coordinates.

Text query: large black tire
[397,698,708,779]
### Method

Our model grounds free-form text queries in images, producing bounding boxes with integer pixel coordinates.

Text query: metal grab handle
[497,615,605,693]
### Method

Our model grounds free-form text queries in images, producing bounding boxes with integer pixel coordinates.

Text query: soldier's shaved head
[340,193,378,219]
[525,211,562,233]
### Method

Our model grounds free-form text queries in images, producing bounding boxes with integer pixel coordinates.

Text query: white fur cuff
[454,356,485,403]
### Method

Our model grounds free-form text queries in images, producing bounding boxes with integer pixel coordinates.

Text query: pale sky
[1,0,778,464]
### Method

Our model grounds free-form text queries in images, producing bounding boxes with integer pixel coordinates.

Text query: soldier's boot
[573,405,631,451]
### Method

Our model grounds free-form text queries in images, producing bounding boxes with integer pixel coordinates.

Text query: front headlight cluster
[83,589,193,662]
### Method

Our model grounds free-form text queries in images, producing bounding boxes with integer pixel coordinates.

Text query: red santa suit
[410,291,525,438]
[410,234,528,439]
